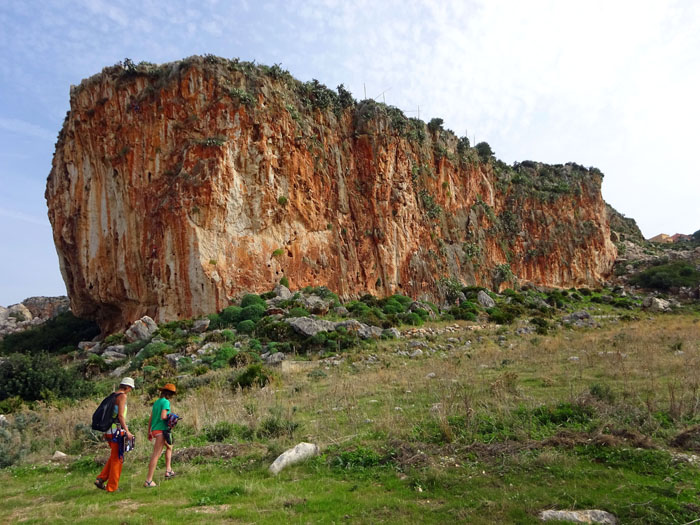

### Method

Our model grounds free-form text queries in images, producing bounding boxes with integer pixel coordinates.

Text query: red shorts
[151,430,164,436]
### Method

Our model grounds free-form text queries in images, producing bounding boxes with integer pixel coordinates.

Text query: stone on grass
[78,341,100,352]
[337,319,382,339]
[125,316,158,342]
[382,327,401,339]
[52,451,68,461]
[287,317,338,337]
[110,364,130,378]
[477,290,496,308]
[642,296,671,313]
[539,509,617,524]
[192,318,210,333]
[265,352,285,365]
[333,306,349,317]
[165,353,184,367]
[273,284,292,300]
[102,349,127,363]
[269,442,320,475]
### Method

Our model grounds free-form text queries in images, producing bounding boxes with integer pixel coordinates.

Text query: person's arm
[116,394,133,440]
[161,398,171,422]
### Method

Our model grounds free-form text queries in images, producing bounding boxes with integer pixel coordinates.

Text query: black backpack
[91,393,122,431]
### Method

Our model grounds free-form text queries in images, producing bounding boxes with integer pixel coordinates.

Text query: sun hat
[120,377,136,389]
[161,383,177,393]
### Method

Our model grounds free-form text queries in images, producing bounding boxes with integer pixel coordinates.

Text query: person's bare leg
[145,435,164,484]
[165,444,173,474]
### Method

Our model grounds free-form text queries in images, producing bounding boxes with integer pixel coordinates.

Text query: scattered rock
[301,295,330,314]
[264,352,285,365]
[337,319,383,339]
[642,296,671,313]
[102,349,127,363]
[101,344,125,356]
[539,509,617,524]
[425,372,436,379]
[382,327,401,339]
[110,364,130,378]
[165,353,184,367]
[333,306,349,317]
[197,342,220,355]
[409,349,423,358]
[287,317,338,337]
[269,442,320,475]
[0,415,8,426]
[191,318,210,333]
[52,451,68,461]
[78,341,100,352]
[124,316,158,342]
[477,290,496,308]
[409,301,437,319]
[22,296,70,319]
[273,284,292,300]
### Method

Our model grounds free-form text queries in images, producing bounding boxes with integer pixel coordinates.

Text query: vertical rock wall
[46,57,616,332]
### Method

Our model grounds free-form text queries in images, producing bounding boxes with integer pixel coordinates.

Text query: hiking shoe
[94,479,106,490]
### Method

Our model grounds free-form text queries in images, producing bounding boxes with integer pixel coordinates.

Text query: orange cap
[161,383,177,393]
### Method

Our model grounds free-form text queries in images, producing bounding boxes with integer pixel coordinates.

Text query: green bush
[399,312,424,326]
[530,317,550,335]
[381,298,405,315]
[630,261,700,290]
[0,353,94,401]
[487,307,516,325]
[236,320,256,334]
[280,276,290,287]
[132,342,172,369]
[449,302,479,321]
[205,421,236,442]
[241,304,266,323]
[240,294,266,308]
[288,307,310,318]
[257,409,299,439]
[329,446,384,470]
[475,141,494,161]
[229,364,273,390]
[220,306,243,325]
[0,312,99,355]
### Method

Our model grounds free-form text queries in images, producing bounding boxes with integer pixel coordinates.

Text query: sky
[1,0,699,306]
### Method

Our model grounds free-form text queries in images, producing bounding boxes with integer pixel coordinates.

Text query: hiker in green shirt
[144,383,177,487]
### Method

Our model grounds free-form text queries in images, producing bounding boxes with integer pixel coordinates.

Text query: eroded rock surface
[47,57,616,331]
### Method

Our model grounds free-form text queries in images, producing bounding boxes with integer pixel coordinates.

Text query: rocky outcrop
[47,56,616,332]
[0,296,69,338]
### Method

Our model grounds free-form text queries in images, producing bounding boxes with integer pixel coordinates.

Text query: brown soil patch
[187,504,231,514]
[670,425,700,452]
[173,442,267,462]
[388,440,434,469]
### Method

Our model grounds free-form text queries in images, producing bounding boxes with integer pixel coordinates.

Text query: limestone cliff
[46,56,616,332]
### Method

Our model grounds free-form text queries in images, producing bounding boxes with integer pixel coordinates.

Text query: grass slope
[2,314,700,524]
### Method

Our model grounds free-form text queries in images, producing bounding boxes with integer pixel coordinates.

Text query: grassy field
[2,313,700,524]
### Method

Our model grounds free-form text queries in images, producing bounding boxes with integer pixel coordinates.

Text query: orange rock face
[46,57,616,332]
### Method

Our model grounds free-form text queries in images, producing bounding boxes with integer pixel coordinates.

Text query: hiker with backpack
[144,383,178,487]
[93,377,135,492]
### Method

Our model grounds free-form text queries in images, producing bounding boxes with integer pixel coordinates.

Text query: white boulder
[269,442,320,475]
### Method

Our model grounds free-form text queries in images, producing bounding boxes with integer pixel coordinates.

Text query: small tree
[428,118,444,133]
[475,141,494,161]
